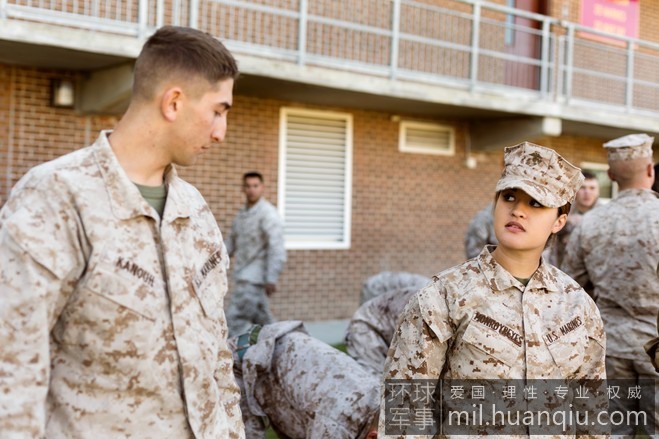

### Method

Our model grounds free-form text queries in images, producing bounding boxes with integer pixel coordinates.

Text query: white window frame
[398,120,455,156]
[278,107,353,250]
[580,161,617,201]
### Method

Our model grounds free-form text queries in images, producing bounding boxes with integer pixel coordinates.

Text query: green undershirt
[514,277,531,286]
[135,182,167,218]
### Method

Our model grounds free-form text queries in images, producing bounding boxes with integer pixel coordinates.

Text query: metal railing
[3,0,659,116]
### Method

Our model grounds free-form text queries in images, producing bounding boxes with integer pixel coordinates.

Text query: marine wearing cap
[495,141,585,208]
[603,133,654,161]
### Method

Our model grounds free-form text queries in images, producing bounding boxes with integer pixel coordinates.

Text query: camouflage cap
[603,133,654,161]
[495,141,584,208]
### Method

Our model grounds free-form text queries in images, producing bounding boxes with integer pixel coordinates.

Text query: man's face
[575,178,599,211]
[243,177,265,205]
[169,78,234,167]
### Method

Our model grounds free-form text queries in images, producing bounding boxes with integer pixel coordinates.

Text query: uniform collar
[616,188,658,200]
[92,130,191,222]
[242,197,265,213]
[477,245,560,293]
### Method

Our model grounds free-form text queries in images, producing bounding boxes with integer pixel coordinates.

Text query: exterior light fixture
[51,78,75,108]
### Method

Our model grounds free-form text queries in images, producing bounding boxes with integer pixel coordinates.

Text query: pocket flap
[85,266,157,321]
[462,321,522,367]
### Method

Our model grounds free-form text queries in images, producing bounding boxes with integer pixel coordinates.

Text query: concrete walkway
[304,319,350,346]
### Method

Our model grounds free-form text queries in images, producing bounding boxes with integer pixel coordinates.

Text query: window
[278,108,353,249]
[398,121,455,156]
[580,161,617,201]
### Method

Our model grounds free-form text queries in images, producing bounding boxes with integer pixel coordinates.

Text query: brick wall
[0,65,120,205]
[2,62,634,322]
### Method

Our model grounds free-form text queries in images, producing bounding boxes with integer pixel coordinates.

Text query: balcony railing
[3,0,659,116]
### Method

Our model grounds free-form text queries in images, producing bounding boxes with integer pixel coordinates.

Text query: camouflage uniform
[644,313,659,373]
[563,188,659,364]
[0,132,243,438]
[380,142,606,438]
[545,199,603,268]
[360,271,430,305]
[345,286,418,375]
[563,188,659,436]
[464,202,498,259]
[231,321,380,439]
[379,247,606,438]
[225,197,286,335]
[563,134,659,436]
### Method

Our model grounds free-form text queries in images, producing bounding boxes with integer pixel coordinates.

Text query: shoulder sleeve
[0,180,85,436]
[382,282,453,381]
[577,293,606,380]
[561,221,591,289]
[378,282,454,438]
[262,206,286,284]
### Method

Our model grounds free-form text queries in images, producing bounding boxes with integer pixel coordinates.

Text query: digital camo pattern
[226,281,274,336]
[605,356,659,436]
[345,286,417,375]
[495,142,584,208]
[563,189,659,362]
[0,132,243,438]
[225,197,285,335]
[603,133,654,161]
[360,271,430,305]
[232,321,380,439]
[379,247,606,438]
[464,203,498,259]
[544,200,603,268]
[225,197,286,285]
[644,312,659,372]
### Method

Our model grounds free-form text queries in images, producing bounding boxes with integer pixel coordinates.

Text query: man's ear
[365,429,378,439]
[552,213,568,234]
[161,87,183,122]
[647,162,654,179]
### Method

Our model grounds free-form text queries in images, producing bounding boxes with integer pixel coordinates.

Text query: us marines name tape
[194,249,222,288]
[543,316,584,345]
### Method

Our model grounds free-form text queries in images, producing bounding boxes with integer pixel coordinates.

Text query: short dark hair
[133,26,239,101]
[243,172,264,183]
[582,171,597,180]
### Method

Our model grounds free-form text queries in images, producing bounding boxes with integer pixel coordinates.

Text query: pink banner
[580,0,640,45]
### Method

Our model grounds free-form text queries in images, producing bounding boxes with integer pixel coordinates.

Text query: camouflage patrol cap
[495,141,584,208]
[603,133,654,161]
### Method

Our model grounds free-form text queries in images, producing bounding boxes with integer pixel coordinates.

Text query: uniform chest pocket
[54,264,160,362]
[455,321,523,378]
[545,325,587,379]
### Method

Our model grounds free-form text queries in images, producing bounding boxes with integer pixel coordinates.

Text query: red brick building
[1,0,658,322]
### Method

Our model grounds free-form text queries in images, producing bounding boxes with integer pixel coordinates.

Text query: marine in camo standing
[0,26,243,438]
[379,142,607,438]
[545,171,602,269]
[464,202,498,259]
[563,133,659,436]
[230,321,379,439]
[225,172,286,336]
